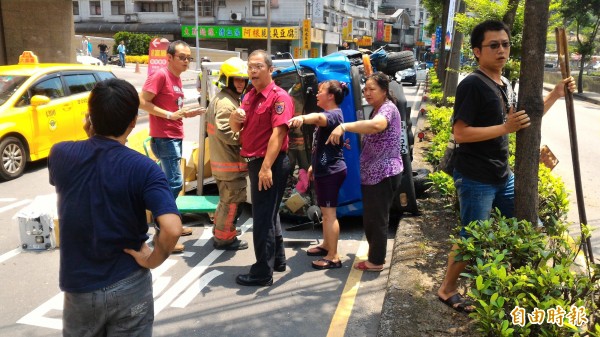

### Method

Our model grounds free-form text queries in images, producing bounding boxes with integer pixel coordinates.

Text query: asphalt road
[0,67,425,336]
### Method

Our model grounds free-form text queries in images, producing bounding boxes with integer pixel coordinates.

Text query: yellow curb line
[326,236,369,337]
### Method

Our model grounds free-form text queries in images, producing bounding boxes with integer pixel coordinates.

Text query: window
[218,0,226,7]
[63,74,97,95]
[73,1,79,15]
[111,1,125,15]
[30,78,64,100]
[96,72,116,82]
[140,2,173,12]
[179,0,194,11]
[199,0,213,16]
[252,0,265,16]
[89,1,102,15]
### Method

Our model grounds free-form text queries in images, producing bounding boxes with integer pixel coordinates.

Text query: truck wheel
[0,137,27,181]
[413,168,431,199]
[381,51,415,76]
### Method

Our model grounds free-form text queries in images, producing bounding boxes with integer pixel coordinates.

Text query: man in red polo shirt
[229,49,294,287]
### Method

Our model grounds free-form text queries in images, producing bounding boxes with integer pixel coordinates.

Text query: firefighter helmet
[217,57,248,88]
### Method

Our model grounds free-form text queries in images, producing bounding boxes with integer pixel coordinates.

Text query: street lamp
[194,0,200,70]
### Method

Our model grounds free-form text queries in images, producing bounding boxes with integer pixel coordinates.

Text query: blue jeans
[63,269,153,337]
[99,52,108,65]
[454,170,514,237]
[151,137,183,199]
[119,52,125,67]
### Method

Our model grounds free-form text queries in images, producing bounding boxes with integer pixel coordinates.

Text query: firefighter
[207,57,249,250]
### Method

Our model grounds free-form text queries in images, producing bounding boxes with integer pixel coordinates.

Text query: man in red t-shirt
[139,40,205,200]
[139,40,205,253]
[230,50,294,287]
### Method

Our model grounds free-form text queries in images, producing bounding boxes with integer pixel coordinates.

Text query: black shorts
[314,169,347,208]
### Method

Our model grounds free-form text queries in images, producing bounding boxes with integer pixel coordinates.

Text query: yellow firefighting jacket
[206,87,248,181]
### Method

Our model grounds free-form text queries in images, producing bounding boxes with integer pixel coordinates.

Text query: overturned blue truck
[270,49,421,224]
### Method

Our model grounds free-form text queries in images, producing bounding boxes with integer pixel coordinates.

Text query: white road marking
[0,198,17,202]
[154,218,252,315]
[15,218,253,330]
[152,259,178,297]
[0,248,21,264]
[0,199,31,214]
[154,249,224,315]
[171,270,223,308]
[192,225,213,246]
[16,292,63,330]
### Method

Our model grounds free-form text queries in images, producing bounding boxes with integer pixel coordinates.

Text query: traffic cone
[134,62,140,73]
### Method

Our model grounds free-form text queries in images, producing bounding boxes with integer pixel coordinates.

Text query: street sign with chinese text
[182,25,298,40]
[302,20,311,50]
[376,20,384,41]
[383,24,392,43]
[148,38,170,77]
[357,36,373,47]
[342,18,353,41]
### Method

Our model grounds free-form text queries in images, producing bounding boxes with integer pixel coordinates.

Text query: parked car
[75,49,103,66]
[0,51,116,180]
[395,66,417,86]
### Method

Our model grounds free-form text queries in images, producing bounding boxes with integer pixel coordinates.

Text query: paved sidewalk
[543,82,600,105]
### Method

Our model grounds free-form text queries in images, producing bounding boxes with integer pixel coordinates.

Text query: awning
[75,22,182,34]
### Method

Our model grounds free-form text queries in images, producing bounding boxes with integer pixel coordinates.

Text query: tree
[514,0,552,224]
[559,0,600,93]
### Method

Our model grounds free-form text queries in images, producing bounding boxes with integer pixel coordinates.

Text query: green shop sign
[182,25,242,39]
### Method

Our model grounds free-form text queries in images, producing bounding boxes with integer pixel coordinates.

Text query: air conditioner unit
[124,14,139,23]
[230,12,243,21]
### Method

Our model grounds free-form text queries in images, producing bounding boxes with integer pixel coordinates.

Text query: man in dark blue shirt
[49,78,182,336]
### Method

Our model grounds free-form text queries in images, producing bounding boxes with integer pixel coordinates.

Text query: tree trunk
[442,0,465,102]
[514,0,551,224]
[502,0,520,30]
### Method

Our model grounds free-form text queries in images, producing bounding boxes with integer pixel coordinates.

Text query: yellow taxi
[0,51,116,180]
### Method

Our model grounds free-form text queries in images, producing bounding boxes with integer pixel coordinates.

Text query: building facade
[73,0,426,57]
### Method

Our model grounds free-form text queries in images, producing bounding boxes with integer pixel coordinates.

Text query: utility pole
[194,0,200,70]
[267,0,272,54]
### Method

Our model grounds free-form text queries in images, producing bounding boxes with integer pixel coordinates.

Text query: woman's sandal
[353,261,384,272]
[306,246,328,256]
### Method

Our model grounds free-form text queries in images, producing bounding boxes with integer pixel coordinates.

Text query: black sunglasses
[175,54,194,62]
[481,41,511,50]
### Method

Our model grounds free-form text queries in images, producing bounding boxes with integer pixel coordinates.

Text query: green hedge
[112,32,155,56]
[423,67,599,336]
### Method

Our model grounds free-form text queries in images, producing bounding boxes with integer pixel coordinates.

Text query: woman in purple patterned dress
[327,72,403,272]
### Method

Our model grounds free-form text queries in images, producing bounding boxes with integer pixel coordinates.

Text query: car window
[95,71,116,82]
[63,74,96,95]
[0,75,28,106]
[30,77,65,100]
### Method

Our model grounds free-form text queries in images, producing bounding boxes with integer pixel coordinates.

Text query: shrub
[126,55,149,64]
[112,32,155,56]
[453,212,599,336]
[427,106,453,135]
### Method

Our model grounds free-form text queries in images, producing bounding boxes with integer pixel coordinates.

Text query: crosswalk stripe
[0,199,31,214]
